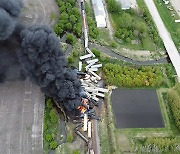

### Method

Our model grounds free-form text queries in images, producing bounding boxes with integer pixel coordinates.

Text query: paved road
[170,0,180,16]
[0,80,44,154]
[144,0,180,81]
[89,42,168,65]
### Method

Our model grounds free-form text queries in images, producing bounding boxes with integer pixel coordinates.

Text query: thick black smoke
[0,0,24,82]
[0,0,23,40]
[18,25,82,110]
[0,0,82,111]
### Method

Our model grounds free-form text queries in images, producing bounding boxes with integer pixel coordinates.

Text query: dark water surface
[111,89,164,128]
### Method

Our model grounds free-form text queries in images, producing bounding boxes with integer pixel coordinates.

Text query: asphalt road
[0,80,44,154]
[170,0,180,16]
[144,0,180,81]
[89,42,168,65]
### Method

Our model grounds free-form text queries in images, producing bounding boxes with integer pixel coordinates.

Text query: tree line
[167,83,180,130]
[54,0,82,37]
[103,63,164,87]
[136,137,180,153]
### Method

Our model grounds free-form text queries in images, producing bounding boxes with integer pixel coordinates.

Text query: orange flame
[77,105,87,113]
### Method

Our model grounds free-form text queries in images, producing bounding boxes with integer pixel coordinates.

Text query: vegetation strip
[154,0,180,50]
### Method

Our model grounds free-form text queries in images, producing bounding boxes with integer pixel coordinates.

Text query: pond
[111,89,164,128]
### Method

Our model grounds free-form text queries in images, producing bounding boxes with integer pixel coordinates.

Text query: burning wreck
[0,0,109,151]
[0,0,108,117]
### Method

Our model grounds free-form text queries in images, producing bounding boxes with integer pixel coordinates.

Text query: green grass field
[154,0,180,50]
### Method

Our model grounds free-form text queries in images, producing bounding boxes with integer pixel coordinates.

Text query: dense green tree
[69,15,77,24]
[66,23,72,31]
[103,64,164,87]
[66,33,76,45]
[107,0,122,13]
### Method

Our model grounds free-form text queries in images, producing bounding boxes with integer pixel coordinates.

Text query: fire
[77,98,89,113]
[77,105,87,113]
[82,98,88,105]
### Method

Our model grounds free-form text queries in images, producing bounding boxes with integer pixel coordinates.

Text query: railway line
[79,0,101,153]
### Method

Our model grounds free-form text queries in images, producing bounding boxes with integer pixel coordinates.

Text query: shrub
[66,133,73,142]
[91,48,101,57]
[67,56,74,64]
[66,33,76,45]
[110,41,117,48]
[45,134,53,142]
[50,140,58,149]
[44,122,48,131]
[167,84,180,130]
[73,149,80,154]
[46,98,52,109]
[72,50,79,57]
[49,109,58,123]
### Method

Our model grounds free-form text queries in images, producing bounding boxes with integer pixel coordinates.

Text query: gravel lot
[20,0,59,26]
[0,80,44,154]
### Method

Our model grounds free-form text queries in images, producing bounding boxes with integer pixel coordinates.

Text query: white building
[117,0,131,10]
[91,0,106,28]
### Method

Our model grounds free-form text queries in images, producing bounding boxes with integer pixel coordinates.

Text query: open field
[20,0,59,26]
[0,80,44,154]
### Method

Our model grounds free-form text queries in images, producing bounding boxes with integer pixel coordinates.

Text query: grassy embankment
[154,0,180,50]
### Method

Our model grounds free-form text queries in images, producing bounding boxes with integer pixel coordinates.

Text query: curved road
[89,42,168,65]
[144,0,180,81]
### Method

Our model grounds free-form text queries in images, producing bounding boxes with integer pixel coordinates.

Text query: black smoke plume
[18,25,82,110]
[0,0,82,111]
[0,0,24,82]
[0,0,23,40]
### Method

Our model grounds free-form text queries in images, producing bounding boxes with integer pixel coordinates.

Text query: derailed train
[81,0,88,48]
